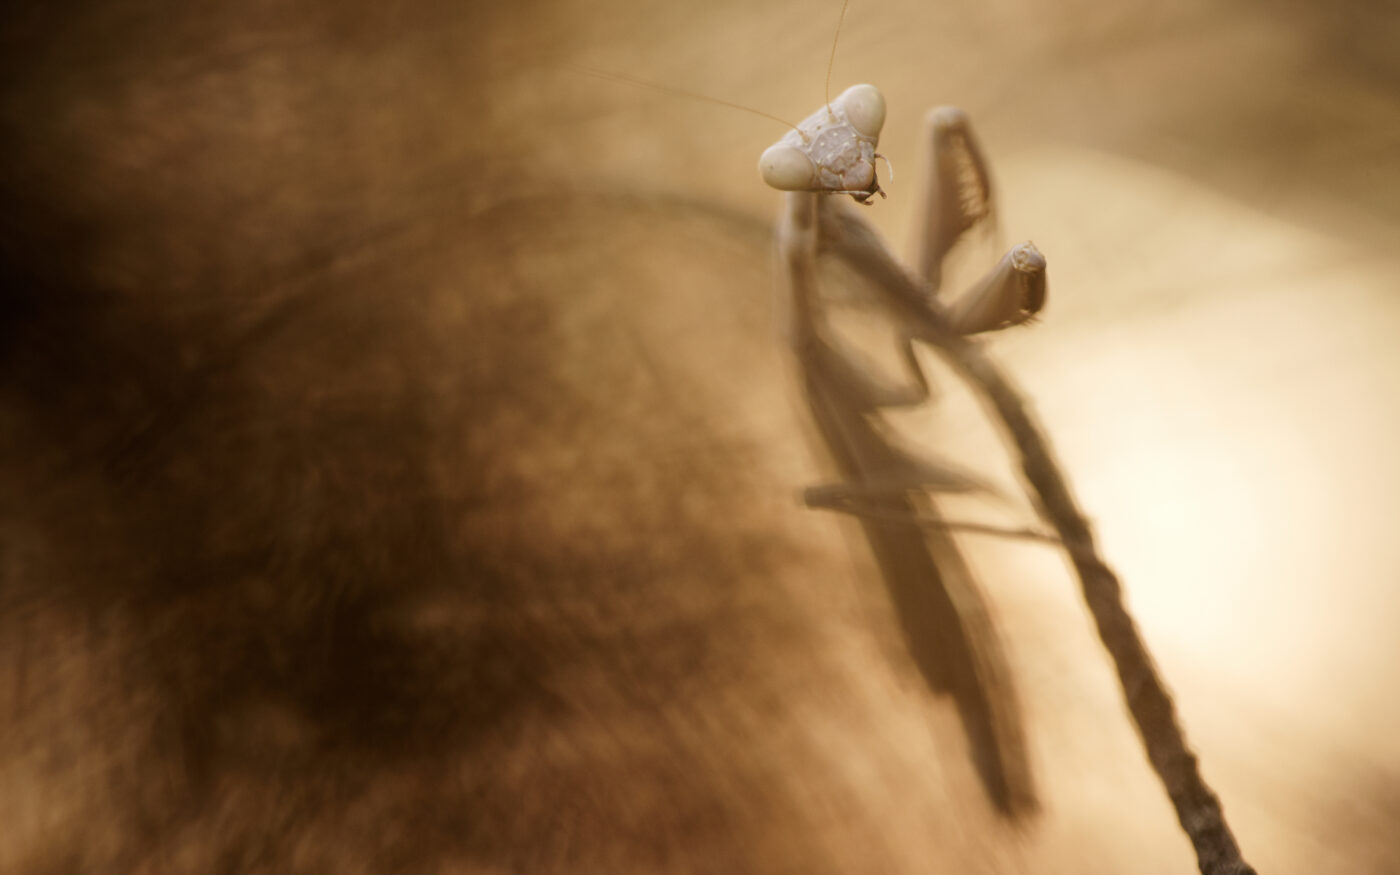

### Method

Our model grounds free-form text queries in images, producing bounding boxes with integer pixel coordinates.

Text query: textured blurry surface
[2,0,1399,872]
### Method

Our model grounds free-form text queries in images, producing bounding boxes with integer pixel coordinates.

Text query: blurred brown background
[2,0,1398,872]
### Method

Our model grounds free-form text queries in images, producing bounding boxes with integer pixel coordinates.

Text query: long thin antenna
[825,0,851,116]
[568,64,801,134]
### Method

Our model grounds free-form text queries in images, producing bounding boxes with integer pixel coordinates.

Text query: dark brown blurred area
[2,0,1398,872]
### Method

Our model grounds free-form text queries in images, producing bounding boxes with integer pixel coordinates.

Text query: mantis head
[758,84,888,204]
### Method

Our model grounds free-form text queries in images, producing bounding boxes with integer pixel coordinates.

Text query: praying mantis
[767,82,1048,818]
[760,75,1257,875]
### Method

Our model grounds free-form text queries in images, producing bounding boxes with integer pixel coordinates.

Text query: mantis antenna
[573,0,879,198]
[566,65,805,140]
[825,0,851,117]
[572,0,858,146]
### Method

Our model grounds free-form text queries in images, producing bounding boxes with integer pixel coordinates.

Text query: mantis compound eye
[836,84,885,139]
[758,144,818,191]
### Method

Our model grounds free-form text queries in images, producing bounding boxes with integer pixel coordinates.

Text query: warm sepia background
[2,0,1397,872]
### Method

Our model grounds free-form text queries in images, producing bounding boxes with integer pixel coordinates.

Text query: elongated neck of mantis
[777,191,822,351]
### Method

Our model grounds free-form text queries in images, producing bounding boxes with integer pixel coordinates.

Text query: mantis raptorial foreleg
[912,107,996,290]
